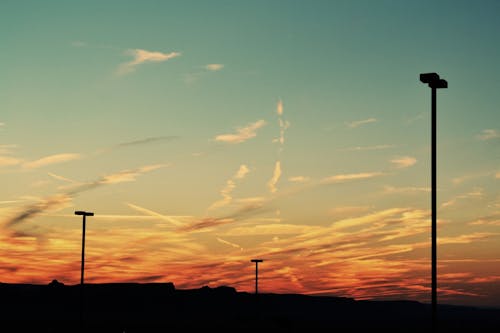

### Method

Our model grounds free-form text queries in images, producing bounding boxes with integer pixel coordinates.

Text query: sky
[1,0,499,307]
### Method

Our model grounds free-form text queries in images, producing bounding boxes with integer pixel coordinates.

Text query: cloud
[116,136,179,148]
[496,171,500,179]
[383,186,430,194]
[267,161,282,193]
[441,187,484,208]
[0,122,4,127]
[100,164,168,184]
[438,232,495,245]
[347,118,377,128]
[390,156,417,169]
[476,129,499,141]
[48,172,77,183]
[117,49,181,75]
[288,176,310,183]
[321,172,383,184]
[338,144,395,152]
[216,237,242,250]
[0,156,22,167]
[70,41,86,47]
[2,164,168,227]
[126,203,186,227]
[234,164,250,179]
[0,144,17,155]
[209,164,250,210]
[205,64,224,71]
[329,206,372,217]
[272,99,290,145]
[22,153,81,169]
[214,120,266,144]
[277,99,283,116]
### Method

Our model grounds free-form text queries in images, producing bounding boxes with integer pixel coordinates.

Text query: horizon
[1,1,499,308]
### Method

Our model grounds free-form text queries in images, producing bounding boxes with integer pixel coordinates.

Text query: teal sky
[1,1,499,307]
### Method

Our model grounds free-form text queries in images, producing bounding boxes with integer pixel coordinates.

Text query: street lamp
[419,72,447,332]
[250,259,264,295]
[75,210,94,327]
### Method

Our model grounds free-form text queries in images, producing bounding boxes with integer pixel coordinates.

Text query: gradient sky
[1,0,499,307]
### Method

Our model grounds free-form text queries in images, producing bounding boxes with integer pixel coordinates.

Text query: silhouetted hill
[1,281,499,332]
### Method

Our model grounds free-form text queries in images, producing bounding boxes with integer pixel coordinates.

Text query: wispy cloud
[100,164,168,184]
[267,161,282,193]
[441,187,484,208]
[496,171,500,179]
[0,122,5,127]
[214,120,266,144]
[0,144,17,155]
[48,172,78,184]
[2,164,168,227]
[117,49,181,75]
[288,176,310,183]
[22,153,81,169]
[70,40,86,47]
[347,118,377,128]
[390,156,417,169]
[116,136,179,148]
[209,164,250,210]
[476,129,499,141]
[126,203,186,227]
[321,172,383,184]
[383,186,430,194]
[0,156,22,167]
[338,144,395,152]
[216,237,242,250]
[205,64,224,71]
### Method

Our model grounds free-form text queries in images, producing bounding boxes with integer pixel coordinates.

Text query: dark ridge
[0,281,499,332]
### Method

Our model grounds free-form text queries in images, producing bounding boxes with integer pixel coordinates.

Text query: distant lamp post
[250,259,264,295]
[419,72,447,332]
[75,210,94,327]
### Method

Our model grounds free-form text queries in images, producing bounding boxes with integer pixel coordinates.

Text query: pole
[80,214,86,328]
[431,87,437,331]
[255,261,259,295]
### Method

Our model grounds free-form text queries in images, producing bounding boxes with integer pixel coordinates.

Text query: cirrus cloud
[390,156,417,169]
[214,120,267,144]
[117,49,181,75]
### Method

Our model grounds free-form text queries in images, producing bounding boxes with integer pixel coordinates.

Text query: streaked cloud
[321,172,383,184]
[438,232,495,245]
[277,99,283,116]
[205,64,224,71]
[329,206,372,217]
[267,161,282,193]
[117,48,181,75]
[22,153,81,169]
[2,164,168,227]
[209,164,250,210]
[390,156,417,168]
[383,186,430,194]
[216,237,242,250]
[0,156,22,167]
[476,129,499,141]
[347,118,377,128]
[272,99,290,145]
[338,144,395,152]
[288,176,310,183]
[0,144,17,155]
[48,172,77,183]
[214,120,266,144]
[116,136,179,148]
[442,187,484,208]
[0,122,5,127]
[100,164,168,184]
[126,203,186,227]
[496,171,500,179]
[70,40,86,47]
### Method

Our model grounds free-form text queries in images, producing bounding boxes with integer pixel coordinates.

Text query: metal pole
[431,87,437,331]
[255,261,258,295]
[80,214,86,328]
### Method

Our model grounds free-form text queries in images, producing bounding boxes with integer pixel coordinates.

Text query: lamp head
[251,259,264,263]
[429,79,448,89]
[75,211,94,216]
[419,72,440,84]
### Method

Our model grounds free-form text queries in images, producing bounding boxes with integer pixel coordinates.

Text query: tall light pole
[419,73,447,332]
[75,210,94,328]
[251,259,263,295]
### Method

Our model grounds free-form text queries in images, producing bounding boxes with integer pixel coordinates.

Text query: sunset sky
[1,0,499,307]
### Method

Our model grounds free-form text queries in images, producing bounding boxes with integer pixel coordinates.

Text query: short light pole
[419,72,447,332]
[251,259,263,295]
[75,210,94,329]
